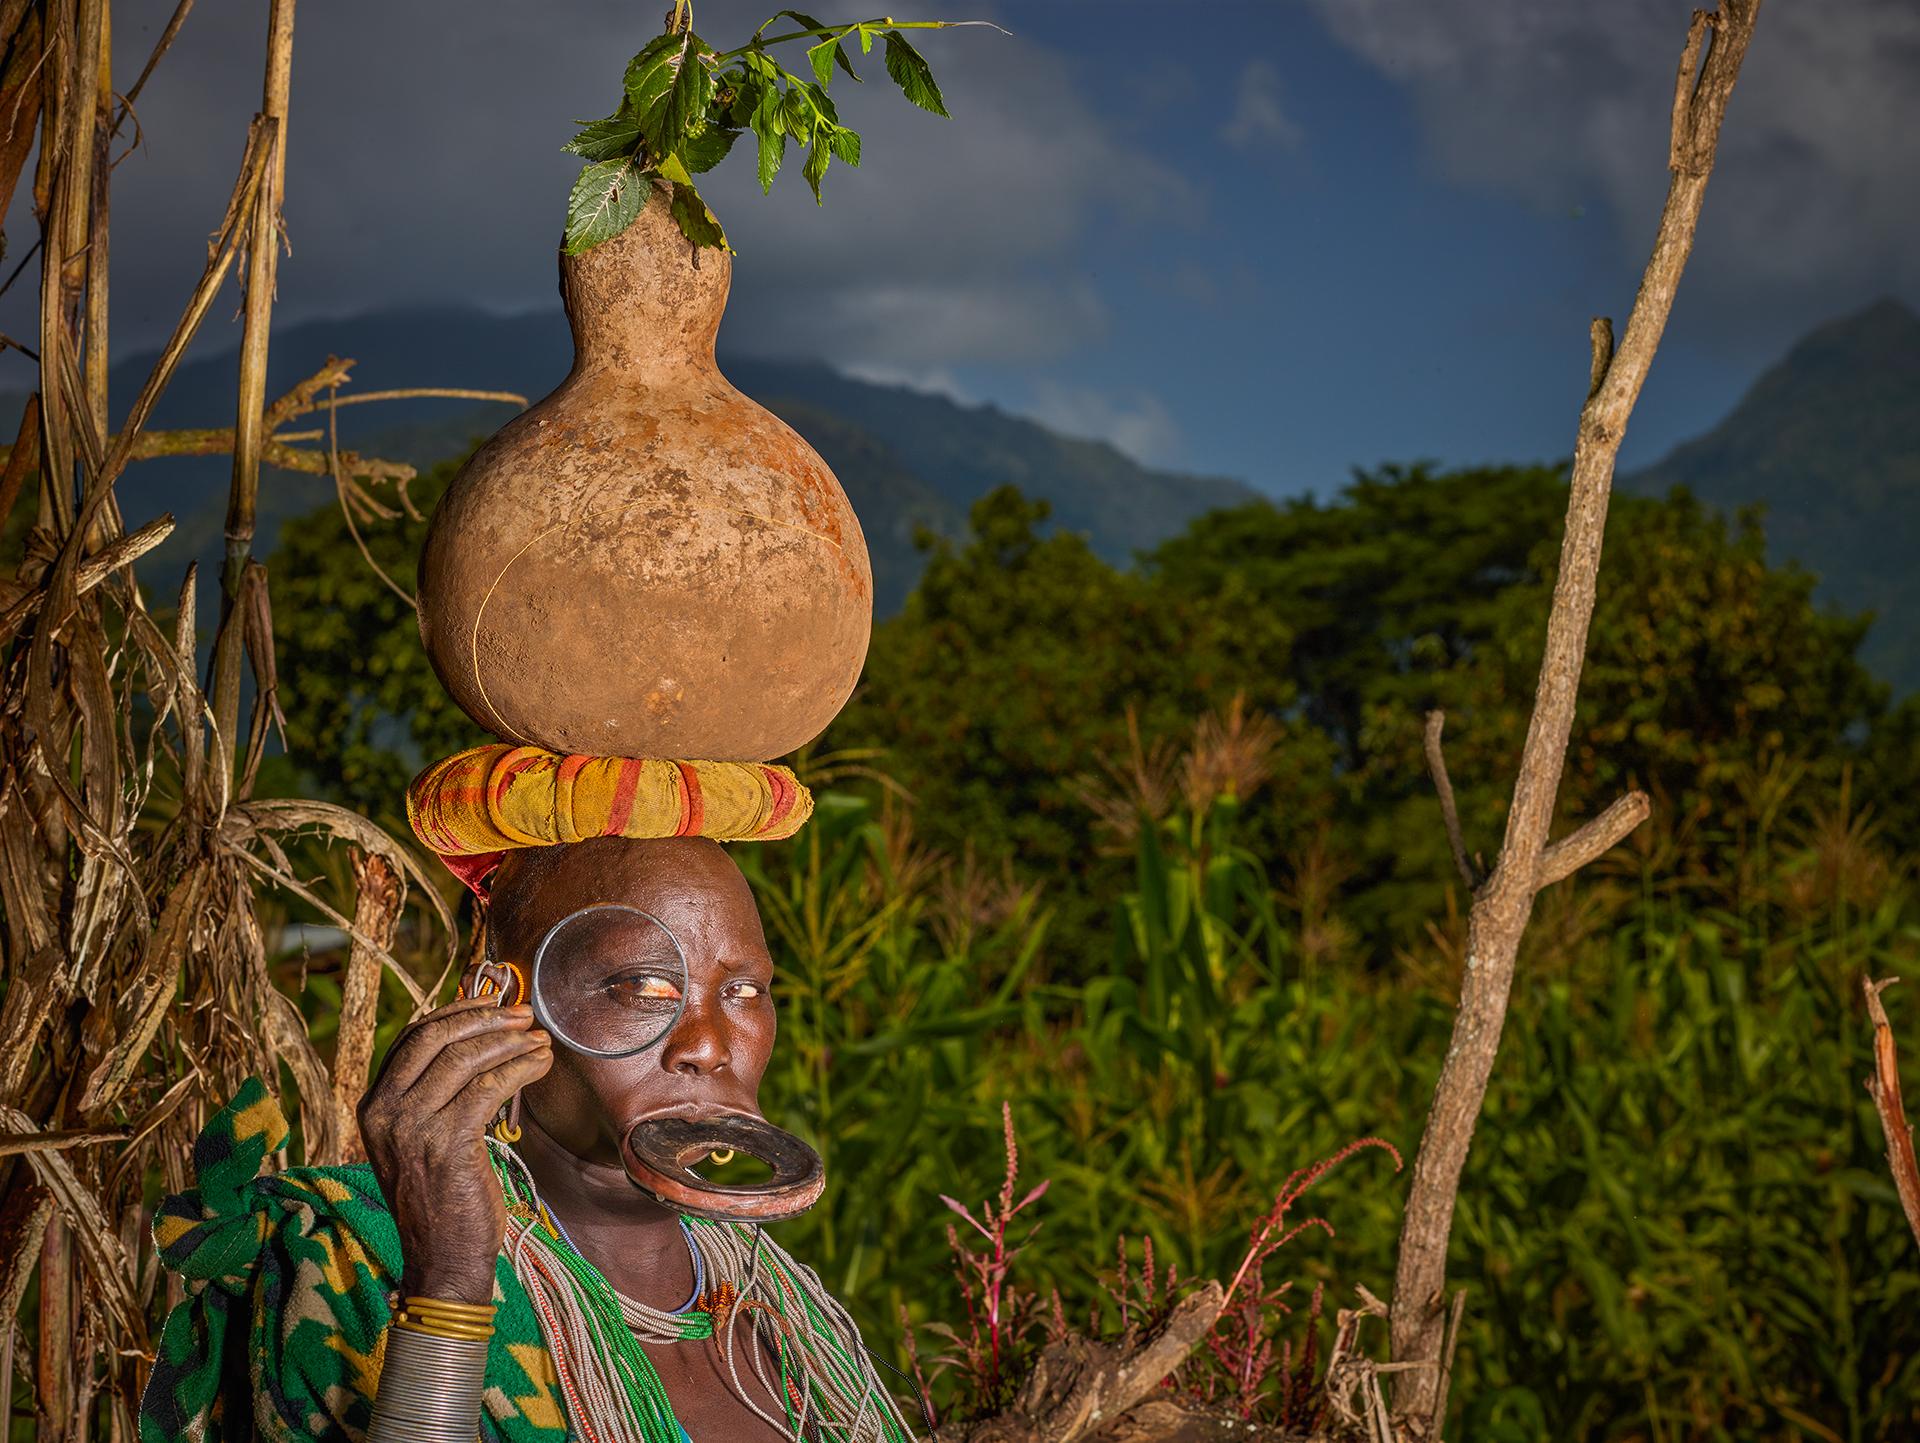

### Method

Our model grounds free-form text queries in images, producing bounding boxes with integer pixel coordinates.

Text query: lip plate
[622,1113,825,1223]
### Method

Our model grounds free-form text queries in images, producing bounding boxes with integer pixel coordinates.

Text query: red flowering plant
[911,1100,1401,1433]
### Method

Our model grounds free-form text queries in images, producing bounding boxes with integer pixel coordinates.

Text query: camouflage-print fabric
[139,1078,571,1443]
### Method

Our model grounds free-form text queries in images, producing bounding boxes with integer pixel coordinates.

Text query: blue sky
[6,0,1914,495]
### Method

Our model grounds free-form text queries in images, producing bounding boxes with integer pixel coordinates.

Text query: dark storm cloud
[86,1,1180,368]
[1306,0,1920,344]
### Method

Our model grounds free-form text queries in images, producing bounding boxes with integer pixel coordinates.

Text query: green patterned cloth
[139,1078,575,1443]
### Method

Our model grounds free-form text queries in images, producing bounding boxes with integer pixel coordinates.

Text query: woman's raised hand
[357,995,552,1304]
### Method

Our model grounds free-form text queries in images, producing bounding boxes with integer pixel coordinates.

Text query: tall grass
[742,752,1920,1442]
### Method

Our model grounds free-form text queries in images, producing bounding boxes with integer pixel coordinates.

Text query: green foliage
[564,13,973,253]
[828,487,1320,961]
[741,767,1920,1442]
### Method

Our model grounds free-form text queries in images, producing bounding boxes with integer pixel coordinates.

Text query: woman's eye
[728,980,767,1000]
[606,972,681,1003]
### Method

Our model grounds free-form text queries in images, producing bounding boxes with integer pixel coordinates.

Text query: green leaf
[804,31,860,86]
[623,32,683,120]
[646,32,716,155]
[669,180,728,250]
[856,23,875,55]
[563,105,644,162]
[564,155,651,255]
[750,88,786,192]
[804,81,839,126]
[755,123,787,192]
[781,87,815,140]
[683,126,741,174]
[803,138,831,202]
[656,151,694,185]
[807,37,838,88]
[769,9,830,38]
[882,30,948,117]
[827,125,861,167]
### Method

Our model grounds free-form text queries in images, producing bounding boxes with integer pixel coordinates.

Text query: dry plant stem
[84,2,109,453]
[1862,977,1920,1253]
[0,392,39,525]
[0,512,172,632]
[332,851,402,1163]
[1429,1288,1467,1436]
[0,1129,125,1158]
[0,6,47,251]
[115,0,192,127]
[20,120,269,865]
[209,0,294,785]
[1388,2,1760,1421]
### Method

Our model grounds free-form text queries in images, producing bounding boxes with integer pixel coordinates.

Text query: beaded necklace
[488,1139,917,1442]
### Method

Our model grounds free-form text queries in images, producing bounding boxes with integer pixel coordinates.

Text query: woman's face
[489,836,778,1169]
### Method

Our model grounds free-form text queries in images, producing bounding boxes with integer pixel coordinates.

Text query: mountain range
[1621,297,1920,690]
[0,306,1252,620]
[2,296,1914,688]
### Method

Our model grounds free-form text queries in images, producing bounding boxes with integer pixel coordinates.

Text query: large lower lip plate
[622,1114,824,1222]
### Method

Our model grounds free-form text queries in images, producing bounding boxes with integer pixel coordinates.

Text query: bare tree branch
[1424,710,1479,891]
[1535,790,1651,890]
[330,851,402,1165]
[1389,2,1761,1422]
[1863,977,1920,1254]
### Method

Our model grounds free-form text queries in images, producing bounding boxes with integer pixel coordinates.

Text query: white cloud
[1222,60,1304,152]
[1305,0,1920,319]
[837,362,975,405]
[1021,380,1182,466]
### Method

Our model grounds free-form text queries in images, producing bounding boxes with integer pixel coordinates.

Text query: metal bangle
[364,1323,490,1443]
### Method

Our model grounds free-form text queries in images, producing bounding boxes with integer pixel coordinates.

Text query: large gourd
[417,183,872,761]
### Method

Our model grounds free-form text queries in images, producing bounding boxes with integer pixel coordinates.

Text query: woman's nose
[659,991,732,1075]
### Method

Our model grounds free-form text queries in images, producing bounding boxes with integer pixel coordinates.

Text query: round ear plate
[622,1115,825,1222]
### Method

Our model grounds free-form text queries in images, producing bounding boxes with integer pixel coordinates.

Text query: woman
[139,834,917,1443]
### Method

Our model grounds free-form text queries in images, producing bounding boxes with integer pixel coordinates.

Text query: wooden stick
[331,851,401,1164]
[1387,2,1761,1418]
[1863,977,1920,1253]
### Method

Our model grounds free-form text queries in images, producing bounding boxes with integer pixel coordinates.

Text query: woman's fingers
[440,1044,554,1130]
[407,1025,551,1114]
[378,999,534,1093]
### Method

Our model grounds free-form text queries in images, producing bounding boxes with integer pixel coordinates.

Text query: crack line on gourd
[468,521,570,743]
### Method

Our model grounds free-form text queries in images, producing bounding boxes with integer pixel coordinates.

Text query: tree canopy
[269,461,1896,961]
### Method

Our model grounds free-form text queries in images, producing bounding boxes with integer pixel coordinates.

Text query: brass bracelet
[395,1312,494,1342]
[403,1294,497,1322]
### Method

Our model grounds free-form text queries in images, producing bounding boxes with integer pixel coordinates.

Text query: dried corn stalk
[0,4,488,1435]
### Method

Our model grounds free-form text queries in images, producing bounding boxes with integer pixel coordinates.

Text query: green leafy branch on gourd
[564,9,996,256]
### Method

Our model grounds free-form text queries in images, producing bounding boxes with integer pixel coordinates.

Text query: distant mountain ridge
[9,298,1915,691]
[0,305,1256,620]
[1623,297,1920,690]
